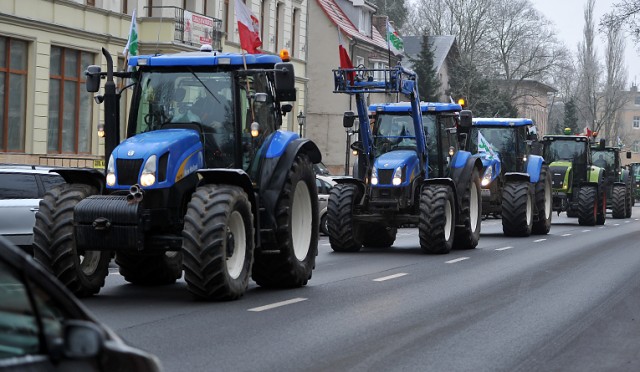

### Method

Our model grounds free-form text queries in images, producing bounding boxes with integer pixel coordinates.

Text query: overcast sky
[531,0,640,88]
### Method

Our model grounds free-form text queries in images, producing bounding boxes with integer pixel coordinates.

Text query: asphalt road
[84,207,640,372]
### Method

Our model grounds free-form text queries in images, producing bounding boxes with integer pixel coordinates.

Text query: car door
[0,173,41,245]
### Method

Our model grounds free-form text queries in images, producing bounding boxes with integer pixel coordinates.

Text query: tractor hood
[549,161,571,190]
[113,129,201,159]
[374,150,418,170]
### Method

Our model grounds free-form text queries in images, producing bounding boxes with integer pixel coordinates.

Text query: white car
[0,165,65,252]
[316,175,336,235]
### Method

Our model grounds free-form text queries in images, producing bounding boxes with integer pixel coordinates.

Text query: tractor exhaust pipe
[127,184,144,204]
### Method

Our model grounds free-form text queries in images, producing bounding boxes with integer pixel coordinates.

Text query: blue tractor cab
[33,46,322,301]
[328,65,483,254]
[471,118,552,235]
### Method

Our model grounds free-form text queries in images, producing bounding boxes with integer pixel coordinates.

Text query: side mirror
[274,62,296,101]
[627,151,632,159]
[343,111,356,129]
[599,139,606,150]
[254,92,268,103]
[63,320,105,358]
[459,110,472,129]
[85,65,102,93]
[281,104,293,115]
[350,140,365,153]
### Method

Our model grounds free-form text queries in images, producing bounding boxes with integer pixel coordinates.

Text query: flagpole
[240,51,256,123]
[386,17,392,68]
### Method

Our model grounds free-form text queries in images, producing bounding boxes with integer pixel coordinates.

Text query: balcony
[142,6,223,51]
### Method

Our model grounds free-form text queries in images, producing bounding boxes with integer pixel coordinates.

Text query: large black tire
[611,185,626,219]
[566,206,578,218]
[419,184,456,254]
[577,186,598,226]
[501,182,533,237]
[625,187,633,218]
[320,213,329,236]
[532,165,553,234]
[327,183,362,252]
[33,184,110,297]
[182,185,254,300]
[362,225,397,248]
[454,168,482,249]
[596,188,606,225]
[116,251,183,285]
[252,153,318,288]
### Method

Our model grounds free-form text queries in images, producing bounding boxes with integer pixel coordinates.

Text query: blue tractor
[33,46,322,301]
[328,66,483,254]
[470,118,552,236]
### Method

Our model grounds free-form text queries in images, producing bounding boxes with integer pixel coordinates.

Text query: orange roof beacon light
[279,49,290,62]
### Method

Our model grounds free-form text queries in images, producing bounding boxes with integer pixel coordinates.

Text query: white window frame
[633,116,640,129]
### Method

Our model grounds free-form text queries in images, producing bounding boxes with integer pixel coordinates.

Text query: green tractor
[628,162,640,202]
[541,135,606,225]
[591,144,633,218]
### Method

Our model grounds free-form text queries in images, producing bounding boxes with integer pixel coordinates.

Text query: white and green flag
[478,131,499,160]
[386,20,404,55]
[123,9,138,58]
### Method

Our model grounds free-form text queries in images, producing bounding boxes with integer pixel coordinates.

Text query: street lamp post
[297,111,305,136]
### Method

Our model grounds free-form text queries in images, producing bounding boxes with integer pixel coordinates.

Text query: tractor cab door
[424,113,456,178]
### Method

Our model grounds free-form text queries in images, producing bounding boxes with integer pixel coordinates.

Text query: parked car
[314,161,332,176]
[0,164,65,252]
[0,236,162,370]
[317,175,336,235]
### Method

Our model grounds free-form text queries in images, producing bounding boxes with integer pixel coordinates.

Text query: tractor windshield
[373,114,417,156]
[543,139,588,164]
[131,70,278,171]
[469,127,525,172]
[591,150,616,172]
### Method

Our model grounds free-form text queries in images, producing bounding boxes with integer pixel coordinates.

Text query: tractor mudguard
[332,177,367,199]
[259,137,321,230]
[505,172,531,184]
[54,168,106,194]
[525,155,544,183]
[449,154,483,212]
[198,169,258,216]
[586,166,605,184]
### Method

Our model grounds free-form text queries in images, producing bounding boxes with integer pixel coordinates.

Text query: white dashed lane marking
[582,229,591,232]
[373,273,408,282]
[613,223,620,226]
[495,246,513,251]
[248,298,307,312]
[561,233,572,237]
[533,239,546,243]
[446,257,470,264]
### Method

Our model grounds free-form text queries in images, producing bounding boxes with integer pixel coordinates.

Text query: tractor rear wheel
[611,185,626,218]
[327,183,362,252]
[596,188,606,225]
[362,225,397,248]
[532,165,553,234]
[625,187,633,218]
[182,185,254,300]
[33,184,110,297]
[419,184,456,254]
[252,153,317,288]
[116,251,183,285]
[454,168,482,249]
[501,182,533,237]
[577,185,598,226]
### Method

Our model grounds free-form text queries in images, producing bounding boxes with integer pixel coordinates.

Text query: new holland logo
[127,150,135,156]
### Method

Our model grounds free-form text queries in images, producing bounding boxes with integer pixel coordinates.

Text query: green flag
[386,20,403,55]
[123,9,138,57]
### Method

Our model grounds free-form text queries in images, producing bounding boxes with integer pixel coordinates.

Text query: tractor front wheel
[182,185,254,300]
[577,186,598,226]
[611,185,626,219]
[532,165,553,234]
[501,182,533,237]
[419,184,456,254]
[327,183,362,252]
[454,168,482,249]
[33,184,110,297]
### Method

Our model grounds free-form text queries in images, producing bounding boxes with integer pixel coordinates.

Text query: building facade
[615,85,640,164]
[0,0,309,167]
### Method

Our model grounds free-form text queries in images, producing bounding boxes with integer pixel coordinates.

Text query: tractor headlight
[371,167,378,185]
[140,155,157,187]
[392,166,402,186]
[481,166,493,187]
[106,155,116,186]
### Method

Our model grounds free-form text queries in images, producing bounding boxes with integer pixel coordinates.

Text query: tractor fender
[586,166,605,185]
[333,177,366,199]
[525,155,544,183]
[197,169,257,216]
[423,177,459,214]
[448,153,483,213]
[258,137,322,230]
[53,168,105,194]
[504,172,531,184]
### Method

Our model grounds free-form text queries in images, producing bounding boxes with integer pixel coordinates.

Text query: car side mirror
[63,320,105,358]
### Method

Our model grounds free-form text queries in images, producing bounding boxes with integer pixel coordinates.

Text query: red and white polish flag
[235,0,262,54]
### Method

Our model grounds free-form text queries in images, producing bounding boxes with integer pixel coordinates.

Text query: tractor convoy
[30,44,637,302]
[33,46,321,301]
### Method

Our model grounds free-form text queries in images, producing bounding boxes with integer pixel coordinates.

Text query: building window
[87,0,95,6]
[355,56,365,68]
[358,9,371,36]
[48,47,93,154]
[635,95,640,105]
[634,116,640,129]
[260,0,270,45]
[224,0,230,38]
[291,8,300,58]
[122,0,128,13]
[0,37,27,152]
[275,2,284,51]
[372,61,388,80]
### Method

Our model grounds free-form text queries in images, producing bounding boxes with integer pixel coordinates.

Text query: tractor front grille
[378,169,394,185]
[116,159,143,186]
[550,166,567,189]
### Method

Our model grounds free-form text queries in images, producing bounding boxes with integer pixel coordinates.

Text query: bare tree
[601,0,640,46]
[601,23,629,143]
[575,0,601,133]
